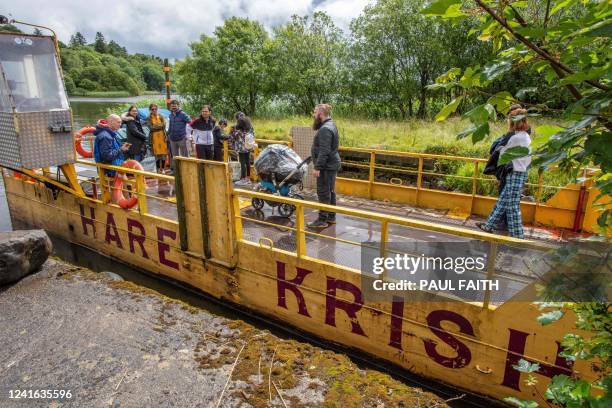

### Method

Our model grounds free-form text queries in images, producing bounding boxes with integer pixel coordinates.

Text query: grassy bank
[252,116,562,158]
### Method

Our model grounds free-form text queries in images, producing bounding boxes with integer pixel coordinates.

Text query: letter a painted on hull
[276,261,311,317]
[325,277,367,336]
[105,212,123,248]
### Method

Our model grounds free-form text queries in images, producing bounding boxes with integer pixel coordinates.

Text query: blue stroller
[251,147,311,217]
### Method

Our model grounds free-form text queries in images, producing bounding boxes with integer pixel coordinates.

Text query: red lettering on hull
[79,204,96,237]
[127,218,149,259]
[276,261,312,317]
[423,310,474,369]
[105,213,123,249]
[157,227,179,270]
[325,277,367,337]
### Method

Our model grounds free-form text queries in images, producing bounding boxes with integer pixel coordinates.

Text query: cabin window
[0,35,68,112]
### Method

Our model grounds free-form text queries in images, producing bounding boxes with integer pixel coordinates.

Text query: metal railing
[74,159,177,221]
[232,188,554,309]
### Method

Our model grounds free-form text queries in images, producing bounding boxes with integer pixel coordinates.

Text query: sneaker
[307,219,329,229]
[476,222,493,233]
[327,217,336,224]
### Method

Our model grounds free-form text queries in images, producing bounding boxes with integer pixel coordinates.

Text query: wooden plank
[173,159,188,251]
[198,162,211,259]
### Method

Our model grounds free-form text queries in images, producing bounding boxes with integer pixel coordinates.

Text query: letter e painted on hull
[157,227,179,270]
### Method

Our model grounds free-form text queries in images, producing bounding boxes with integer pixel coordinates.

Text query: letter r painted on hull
[127,218,149,259]
[502,329,573,391]
[276,261,312,317]
[325,277,367,337]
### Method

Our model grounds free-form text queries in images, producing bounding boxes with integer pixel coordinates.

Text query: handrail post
[136,173,148,215]
[482,242,497,309]
[469,161,478,215]
[368,151,375,199]
[97,166,110,203]
[380,220,388,281]
[416,157,423,207]
[232,193,243,241]
[534,172,544,225]
[295,204,306,258]
[223,140,229,162]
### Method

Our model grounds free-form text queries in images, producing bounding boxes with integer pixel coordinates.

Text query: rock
[101,271,124,281]
[0,230,52,285]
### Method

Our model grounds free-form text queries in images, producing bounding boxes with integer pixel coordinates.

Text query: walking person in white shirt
[477,108,532,238]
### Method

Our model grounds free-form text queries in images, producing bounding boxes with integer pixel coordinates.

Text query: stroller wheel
[252,197,265,210]
[278,203,296,217]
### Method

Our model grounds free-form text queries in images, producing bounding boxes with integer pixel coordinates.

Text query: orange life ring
[112,160,144,209]
[74,126,96,158]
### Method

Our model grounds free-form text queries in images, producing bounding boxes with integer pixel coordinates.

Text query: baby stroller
[251,144,311,217]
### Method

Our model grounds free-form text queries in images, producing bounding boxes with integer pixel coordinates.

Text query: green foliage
[425,0,611,230]
[177,17,269,116]
[0,24,23,34]
[61,32,164,96]
[506,240,612,408]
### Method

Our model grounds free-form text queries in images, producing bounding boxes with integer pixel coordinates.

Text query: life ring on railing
[112,160,143,209]
[74,126,96,158]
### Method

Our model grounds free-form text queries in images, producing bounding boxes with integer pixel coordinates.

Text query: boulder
[0,230,52,285]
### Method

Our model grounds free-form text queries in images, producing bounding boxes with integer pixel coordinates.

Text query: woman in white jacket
[477,108,531,238]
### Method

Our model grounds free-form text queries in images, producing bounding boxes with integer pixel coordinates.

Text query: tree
[94,32,107,53]
[0,24,22,34]
[107,40,127,57]
[69,32,87,47]
[424,0,610,228]
[269,12,347,114]
[178,17,270,115]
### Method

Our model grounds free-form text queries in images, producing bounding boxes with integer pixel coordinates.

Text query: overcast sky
[4,0,371,60]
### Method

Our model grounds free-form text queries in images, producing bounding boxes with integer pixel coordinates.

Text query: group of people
[93,99,532,239]
[93,100,256,184]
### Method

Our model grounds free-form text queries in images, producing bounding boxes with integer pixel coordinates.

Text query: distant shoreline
[69,94,180,103]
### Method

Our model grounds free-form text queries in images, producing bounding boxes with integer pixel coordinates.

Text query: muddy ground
[0,259,449,408]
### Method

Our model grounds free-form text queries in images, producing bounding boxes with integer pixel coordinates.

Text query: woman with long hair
[145,103,168,173]
[477,108,532,238]
[121,105,147,161]
[230,112,255,185]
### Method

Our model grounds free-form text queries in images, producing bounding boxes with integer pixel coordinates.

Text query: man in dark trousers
[308,104,341,229]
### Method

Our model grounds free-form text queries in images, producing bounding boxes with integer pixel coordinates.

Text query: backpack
[244,131,255,151]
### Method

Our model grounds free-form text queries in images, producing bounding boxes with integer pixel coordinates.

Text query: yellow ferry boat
[0,30,608,405]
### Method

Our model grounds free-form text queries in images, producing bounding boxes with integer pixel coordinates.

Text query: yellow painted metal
[2,159,597,406]
[416,157,423,206]
[295,204,306,258]
[223,140,229,162]
[60,164,85,196]
[235,188,552,251]
[19,168,82,197]
[97,167,111,203]
[135,174,148,215]
[482,242,498,309]
[368,152,376,199]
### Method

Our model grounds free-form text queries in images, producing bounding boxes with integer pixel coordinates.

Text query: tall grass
[252,116,560,159]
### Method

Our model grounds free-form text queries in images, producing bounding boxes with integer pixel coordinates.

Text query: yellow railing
[75,159,176,221]
[232,188,554,309]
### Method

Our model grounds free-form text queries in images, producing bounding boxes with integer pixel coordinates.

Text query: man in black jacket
[308,104,341,229]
